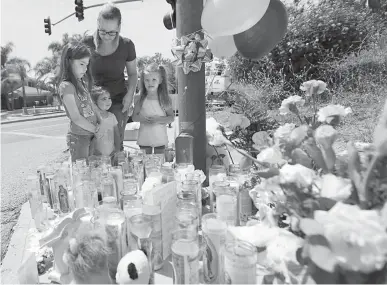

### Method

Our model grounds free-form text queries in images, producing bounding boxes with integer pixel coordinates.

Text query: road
[1,117,69,262]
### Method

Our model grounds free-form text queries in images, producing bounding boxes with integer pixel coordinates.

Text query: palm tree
[6,58,31,107]
[1,42,14,68]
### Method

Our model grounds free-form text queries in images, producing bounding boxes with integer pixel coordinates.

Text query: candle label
[203,233,224,283]
[57,183,70,213]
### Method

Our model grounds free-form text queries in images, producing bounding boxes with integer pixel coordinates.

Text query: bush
[229,0,387,93]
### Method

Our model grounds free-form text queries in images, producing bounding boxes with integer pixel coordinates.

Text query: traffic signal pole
[49,0,143,26]
[176,0,206,172]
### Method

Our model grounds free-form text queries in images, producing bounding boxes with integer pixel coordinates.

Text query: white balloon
[208,36,237,58]
[201,0,271,38]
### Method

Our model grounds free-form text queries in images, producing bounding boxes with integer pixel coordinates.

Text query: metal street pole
[176,0,206,172]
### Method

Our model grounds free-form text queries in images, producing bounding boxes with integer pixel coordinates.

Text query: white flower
[228,113,251,130]
[252,131,273,151]
[279,163,317,188]
[256,146,286,165]
[279,95,305,115]
[319,174,352,201]
[206,117,230,147]
[313,203,387,273]
[206,117,222,135]
[300,80,327,96]
[208,130,228,147]
[317,104,352,124]
[274,123,296,145]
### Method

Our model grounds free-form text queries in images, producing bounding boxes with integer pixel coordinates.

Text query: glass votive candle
[202,213,228,284]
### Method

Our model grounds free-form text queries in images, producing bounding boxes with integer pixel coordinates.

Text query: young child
[64,229,112,284]
[90,86,120,157]
[58,41,102,162]
[132,64,174,154]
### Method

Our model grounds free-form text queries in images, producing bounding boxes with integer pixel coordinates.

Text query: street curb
[1,202,34,284]
[1,113,67,125]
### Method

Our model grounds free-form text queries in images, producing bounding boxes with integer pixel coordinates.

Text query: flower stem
[224,142,266,166]
[225,145,235,164]
[296,113,304,125]
[212,146,224,165]
[361,154,379,207]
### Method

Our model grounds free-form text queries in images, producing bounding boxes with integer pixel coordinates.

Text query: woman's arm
[62,94,98,133]
[122,59,138,113]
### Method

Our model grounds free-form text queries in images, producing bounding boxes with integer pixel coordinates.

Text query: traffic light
[44,17,52,35]
[75,0,84,21]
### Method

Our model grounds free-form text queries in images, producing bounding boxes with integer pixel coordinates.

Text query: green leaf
[299,218,324,236]
[256,168,280,178]
[308,245,337,273]
[316,197,337,211]
[302,138,328,172]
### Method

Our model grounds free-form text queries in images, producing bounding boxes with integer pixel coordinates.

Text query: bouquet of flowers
[207,79,387,283]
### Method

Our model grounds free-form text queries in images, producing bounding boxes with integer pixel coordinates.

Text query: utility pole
[176,0,206,172]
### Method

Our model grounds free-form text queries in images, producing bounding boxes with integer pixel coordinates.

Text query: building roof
[12,86,51,96]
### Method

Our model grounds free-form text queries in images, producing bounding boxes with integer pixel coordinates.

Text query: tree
[6,58,31,107]
[34,33,83,96]
[1,42,14,68]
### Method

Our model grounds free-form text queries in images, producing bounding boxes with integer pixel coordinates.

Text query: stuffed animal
[116,250,151,285]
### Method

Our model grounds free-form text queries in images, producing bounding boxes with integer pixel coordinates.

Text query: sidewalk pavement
[1,202,36,284]
[1,111,67,125]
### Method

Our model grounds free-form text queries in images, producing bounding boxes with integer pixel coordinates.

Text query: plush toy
[116,250,151,285]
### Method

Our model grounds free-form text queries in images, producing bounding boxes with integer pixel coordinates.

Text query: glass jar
[222,240,257,284]
[142,203,163,270]
[213,181,237,226]
[202,213,227,284]
[175,163,195,181]
[209,165,227,212]
[171,229,200,284]
[175,202,199,234]
[101,174,117,203]
[123,177,138,196]
[161,163,175,183]
[128,214,154,283]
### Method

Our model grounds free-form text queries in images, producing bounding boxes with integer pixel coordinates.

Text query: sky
[1,0,176,75]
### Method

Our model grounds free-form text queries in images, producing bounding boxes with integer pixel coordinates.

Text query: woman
[83,3,138,150]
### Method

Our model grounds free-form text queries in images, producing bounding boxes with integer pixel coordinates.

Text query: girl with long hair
[132,63,174,154]
[58,41,102,162]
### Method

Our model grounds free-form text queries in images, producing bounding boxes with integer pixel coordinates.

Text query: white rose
[274,123,296,145]
[300,80,327,96]
[229,113,251,130]
[256,146,286,165]
[317,104,352,123]
[313,202,387,273]
[320,174,352,201]
[279,95,305,115]
[279,163,317,188]
[252,131,273,151]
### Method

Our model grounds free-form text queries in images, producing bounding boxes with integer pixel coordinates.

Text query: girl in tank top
[132,63,174,154]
